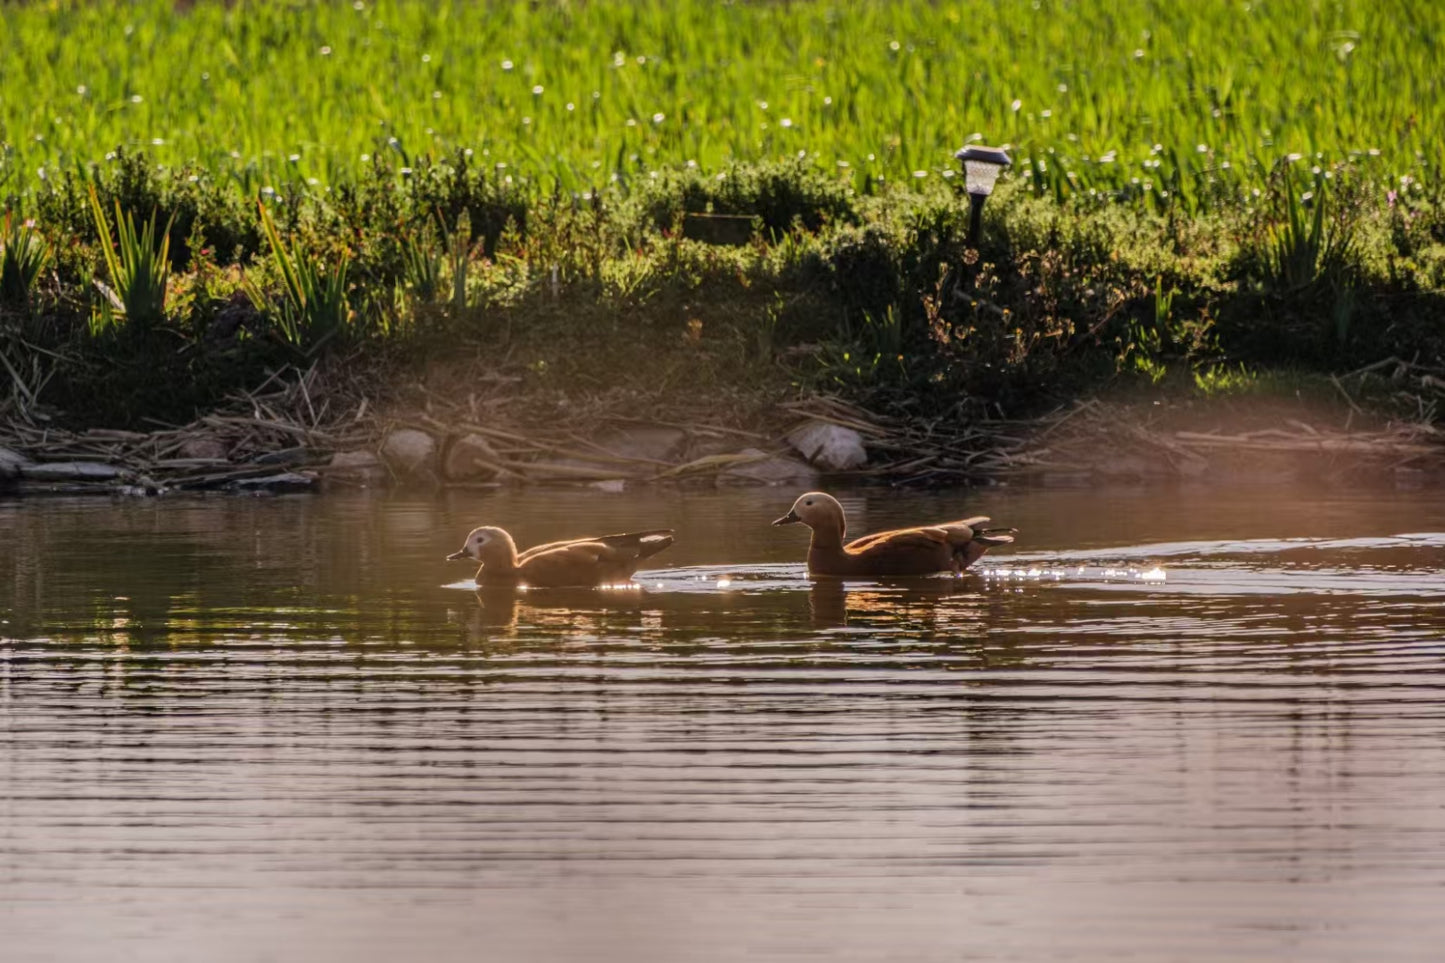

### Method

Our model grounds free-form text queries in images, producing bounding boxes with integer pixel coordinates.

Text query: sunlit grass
[0,0,1439,207]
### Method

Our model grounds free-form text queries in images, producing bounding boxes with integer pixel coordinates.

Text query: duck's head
[446,526,512,565]
[772,492,846,535]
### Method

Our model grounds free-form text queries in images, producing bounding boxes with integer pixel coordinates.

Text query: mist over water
[3,485,1445,962]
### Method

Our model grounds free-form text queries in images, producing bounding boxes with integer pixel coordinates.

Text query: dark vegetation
[2,149,1443,430]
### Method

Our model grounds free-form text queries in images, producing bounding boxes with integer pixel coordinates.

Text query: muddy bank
[3,364,1442,498]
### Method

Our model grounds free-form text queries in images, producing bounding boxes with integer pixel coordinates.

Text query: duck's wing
[514,541,613,586]
[844,517,992,554]
[843,519,1014,571]
[516,530,676,586]
[842,525,951,558]
[515,529,673,564]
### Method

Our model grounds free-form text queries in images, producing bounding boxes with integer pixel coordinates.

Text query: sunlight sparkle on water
[983,564,1168,583]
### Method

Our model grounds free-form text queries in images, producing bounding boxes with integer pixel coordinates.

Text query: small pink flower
[1387,190,1398,207]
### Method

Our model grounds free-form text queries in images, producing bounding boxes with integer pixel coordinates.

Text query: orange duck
[447,526,674,587]
[772,491,1015,577]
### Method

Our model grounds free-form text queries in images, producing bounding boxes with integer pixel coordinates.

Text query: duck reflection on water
[806,578,1000,631]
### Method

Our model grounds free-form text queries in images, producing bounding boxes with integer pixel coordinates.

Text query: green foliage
[407,151,528,259]
[1,212,50,310]
[248,202,351,351]
[638,159,857,235]
[87,186,173,333]
[37,150,260,270]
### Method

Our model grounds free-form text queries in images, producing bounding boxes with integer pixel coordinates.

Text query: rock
[325,449,387,487]
[720,448,820,487]
[786,422,868,472]
[22,461,122,482]
[231,471,317,493]
[0,446,29,478]
[589,479,627,493]
[596,426,689,463]
[178,436,228,461]
[442,433,500,481]
[1395,466,1428,490]
[380,428,438,479]
[117,476,167,497]
[1173,452,1210,479]
[548,426,690,478]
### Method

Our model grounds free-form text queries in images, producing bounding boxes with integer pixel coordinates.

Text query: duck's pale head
[772,492,846,533]
[446,526,511,564]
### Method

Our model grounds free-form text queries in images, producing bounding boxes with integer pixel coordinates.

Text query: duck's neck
[478,532,522,577]
[808,514,847,553]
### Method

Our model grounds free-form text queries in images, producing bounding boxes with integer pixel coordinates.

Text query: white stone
[380,428,438,478]
[0,446,28,478]
[326,449,387,486]
[786,422,868,471]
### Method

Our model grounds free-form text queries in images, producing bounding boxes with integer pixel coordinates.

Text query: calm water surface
[3,485,1445,962]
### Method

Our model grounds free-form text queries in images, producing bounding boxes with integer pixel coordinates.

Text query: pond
[3,484,1445,962]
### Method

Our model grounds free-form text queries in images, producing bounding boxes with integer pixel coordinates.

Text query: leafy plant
[0,212,50,309]
[1262,170,1354,294]
[87,185,173,333]
[445,209,472,309]
[247,201,351,350]
[400,231,444,304]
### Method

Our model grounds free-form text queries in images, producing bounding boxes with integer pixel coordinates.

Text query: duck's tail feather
[956,528,1016,570]
[591,529,676,558]
[634,529,676,559]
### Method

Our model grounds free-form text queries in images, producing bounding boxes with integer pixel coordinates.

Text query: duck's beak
[446,548,470,561]
[771,509,800,526]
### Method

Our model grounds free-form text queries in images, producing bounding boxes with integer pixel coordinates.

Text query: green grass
[1,0,1440,208]
[1,0,1442,432]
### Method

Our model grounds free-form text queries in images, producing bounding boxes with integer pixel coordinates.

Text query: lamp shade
[954,146,1012,196]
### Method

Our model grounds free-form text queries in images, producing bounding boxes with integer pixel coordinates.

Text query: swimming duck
[772,491,1015,577]
[447,526,675,587]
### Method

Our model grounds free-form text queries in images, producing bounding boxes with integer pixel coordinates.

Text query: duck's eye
[804,500,813,506]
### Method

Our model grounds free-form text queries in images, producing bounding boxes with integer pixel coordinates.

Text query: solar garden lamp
[954,146,1012,246]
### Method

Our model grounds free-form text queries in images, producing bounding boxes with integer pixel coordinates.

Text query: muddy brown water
[3,485,1445,962]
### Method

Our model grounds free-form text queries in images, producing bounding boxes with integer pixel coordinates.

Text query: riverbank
[5,154,1444,495]
[4,354,1441,498]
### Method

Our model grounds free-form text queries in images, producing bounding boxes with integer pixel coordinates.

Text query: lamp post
[954,146,1011,246]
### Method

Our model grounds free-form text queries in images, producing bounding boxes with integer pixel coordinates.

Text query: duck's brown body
[448,526,674,587]
[773,492,1014,577]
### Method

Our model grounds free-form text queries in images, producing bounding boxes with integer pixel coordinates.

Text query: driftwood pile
[0,365,372,495]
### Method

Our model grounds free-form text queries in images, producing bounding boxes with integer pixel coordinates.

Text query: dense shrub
[2,156,1443,429]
